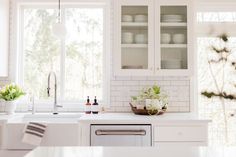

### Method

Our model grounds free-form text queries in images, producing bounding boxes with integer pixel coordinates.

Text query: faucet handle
[47,87,50,96]
[56,105,63,108]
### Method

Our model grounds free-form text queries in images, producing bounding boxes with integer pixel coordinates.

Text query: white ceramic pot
[122,15,133,22]
[161,33,171,44]
[122,32,134,44]
[134,15,148,22]
[4,100,18,115]
[134,34,147,44]
[172,34,185,44]
[145,99,163,109]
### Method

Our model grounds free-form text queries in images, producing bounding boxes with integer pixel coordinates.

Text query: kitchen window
[17,3,109,107]
[197,7,236,146]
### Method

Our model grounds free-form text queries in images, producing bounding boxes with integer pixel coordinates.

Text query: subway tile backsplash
[107,76,190,113]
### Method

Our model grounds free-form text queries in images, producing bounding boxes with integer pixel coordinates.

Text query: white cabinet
[0,0,9,77]
[4,123,79,149]
[153,124,208,146]
[114,0,194,76]
[114,0,155,76]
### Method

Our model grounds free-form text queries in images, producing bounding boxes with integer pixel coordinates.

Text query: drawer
[154,125,207,142]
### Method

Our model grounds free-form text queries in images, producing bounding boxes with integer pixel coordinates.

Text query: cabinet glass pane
[160,6,188,69]
[121,6,148,69]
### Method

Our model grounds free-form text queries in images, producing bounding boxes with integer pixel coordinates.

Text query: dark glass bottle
[92,96,99,114]
[85,96,91,114]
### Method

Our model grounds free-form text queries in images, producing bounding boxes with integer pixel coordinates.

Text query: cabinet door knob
[178,132,183,136]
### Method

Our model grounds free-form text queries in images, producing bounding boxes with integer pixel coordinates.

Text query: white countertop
[79,113,211,124]
[0,112,211,124]
[24,146,236,157]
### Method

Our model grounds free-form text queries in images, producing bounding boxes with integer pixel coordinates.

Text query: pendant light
[52,0,67,39]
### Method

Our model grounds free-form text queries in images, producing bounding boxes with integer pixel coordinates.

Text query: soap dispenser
[85,96,91,114]
[92,96,99,114]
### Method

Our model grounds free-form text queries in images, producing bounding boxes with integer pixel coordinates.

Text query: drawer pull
[95,129,146,136]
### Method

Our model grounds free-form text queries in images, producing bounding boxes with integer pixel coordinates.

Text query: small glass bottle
[85,96,91,114]
[92,96,99,114]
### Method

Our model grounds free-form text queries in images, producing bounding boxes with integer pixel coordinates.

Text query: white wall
[0,0,9,77]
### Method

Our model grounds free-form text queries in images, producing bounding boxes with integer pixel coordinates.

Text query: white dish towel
[22,122,47,146]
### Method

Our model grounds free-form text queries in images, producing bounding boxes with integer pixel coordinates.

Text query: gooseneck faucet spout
[47,71,62,114]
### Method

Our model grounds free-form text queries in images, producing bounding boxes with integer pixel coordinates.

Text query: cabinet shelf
[122,44,148,48]
[161,22,187,27]
[122,22,148,27]
[161,44,187,48]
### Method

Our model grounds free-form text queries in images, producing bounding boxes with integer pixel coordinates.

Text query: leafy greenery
[132,85,166,100]
[131,85,168,114]
[0,84,25,101]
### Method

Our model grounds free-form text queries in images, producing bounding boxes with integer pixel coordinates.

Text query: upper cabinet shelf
[122,44,148,48]
[161,44,187,48]
[160,22,187,27]
[121,22,148,27]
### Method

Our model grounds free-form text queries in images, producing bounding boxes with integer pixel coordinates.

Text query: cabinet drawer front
[154,126,207,142]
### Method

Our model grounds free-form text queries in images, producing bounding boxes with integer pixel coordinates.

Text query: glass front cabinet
[114,0,194,76]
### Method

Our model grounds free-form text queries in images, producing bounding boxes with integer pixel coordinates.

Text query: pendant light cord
[58,0,61,23]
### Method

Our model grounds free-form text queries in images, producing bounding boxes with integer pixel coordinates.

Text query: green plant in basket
[0,84,25,101]
[131,85,168,115]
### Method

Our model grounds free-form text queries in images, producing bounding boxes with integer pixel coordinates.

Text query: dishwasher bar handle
[95,129,146,136]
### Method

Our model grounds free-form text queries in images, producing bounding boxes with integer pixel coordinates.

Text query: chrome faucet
[47,71,62,114]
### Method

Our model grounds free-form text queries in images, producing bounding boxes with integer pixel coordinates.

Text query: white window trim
[10,0,111,110]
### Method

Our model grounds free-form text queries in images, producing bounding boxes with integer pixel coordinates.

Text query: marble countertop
[0,112,211,124]
[24,146,236,157]
[79,113,211,124]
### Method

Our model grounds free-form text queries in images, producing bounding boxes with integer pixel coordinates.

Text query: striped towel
[22,122,47,146]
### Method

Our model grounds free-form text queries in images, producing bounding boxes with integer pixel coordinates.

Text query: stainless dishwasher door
[90,125,151,146]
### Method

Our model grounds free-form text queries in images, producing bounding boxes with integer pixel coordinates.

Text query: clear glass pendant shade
[52,22,67,39]
[52,0,66,39]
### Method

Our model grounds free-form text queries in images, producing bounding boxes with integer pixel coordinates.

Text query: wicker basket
[129,103,166,115]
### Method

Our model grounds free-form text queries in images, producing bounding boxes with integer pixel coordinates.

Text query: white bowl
[135,34,147,44]
[122,32,134,44]
[134,15,148,22]
[161,33,171,44]
[162,59,182,69]
[172,34,185,44]
[161,14,183,22]
[122,15,133,22]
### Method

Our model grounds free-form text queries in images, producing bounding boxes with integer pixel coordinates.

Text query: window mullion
[60,8,66,102]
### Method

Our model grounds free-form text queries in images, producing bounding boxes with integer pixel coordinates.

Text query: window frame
[12,0,110,110]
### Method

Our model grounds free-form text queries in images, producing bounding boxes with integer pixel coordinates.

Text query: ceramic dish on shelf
[134,34,148,44]
[161,59,182,69]
[122,32,134,44]
[122,15,133,22]
[122,65,143,69]
[161,33,171,44]
[161,14,183,22]
[172,33,185,44]
[134,14,148,22]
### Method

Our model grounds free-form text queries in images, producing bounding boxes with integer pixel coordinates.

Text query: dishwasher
[90,124,151,146]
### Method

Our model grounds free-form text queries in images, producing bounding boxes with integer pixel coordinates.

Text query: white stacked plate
[161,14,183,22]
[161,59,182,69]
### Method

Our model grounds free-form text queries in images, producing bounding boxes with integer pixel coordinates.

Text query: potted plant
[0,84,25,114]
[131,85,168,115]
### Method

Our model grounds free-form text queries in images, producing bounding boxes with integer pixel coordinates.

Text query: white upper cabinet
[114,0,155,76]
[114,0,194,76]
[0,0,9,77]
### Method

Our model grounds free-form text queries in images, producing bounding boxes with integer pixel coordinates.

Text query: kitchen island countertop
[24,146,236,157]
